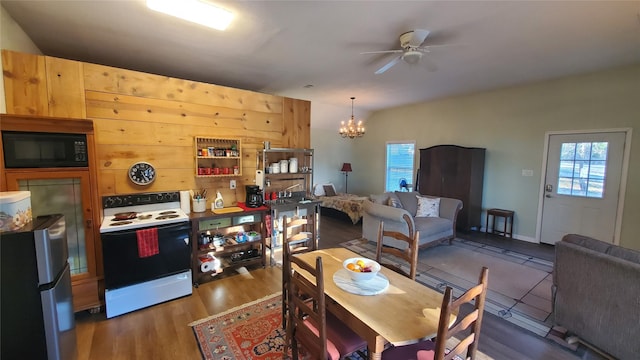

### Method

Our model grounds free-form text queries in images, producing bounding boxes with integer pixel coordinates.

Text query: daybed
[553,234,640,360]
[313,184,366,224]
[362,191,462,249]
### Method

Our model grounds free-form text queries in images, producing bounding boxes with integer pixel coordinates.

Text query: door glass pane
[556,141,608,199]
[557,177,573,195]
[560,143,576,160]
[575,142,592,160]
[19,178,87,275]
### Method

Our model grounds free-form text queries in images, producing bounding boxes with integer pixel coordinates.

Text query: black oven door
[101,222,191,290]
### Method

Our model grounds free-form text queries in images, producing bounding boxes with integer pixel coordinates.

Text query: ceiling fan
[361,29,444,74]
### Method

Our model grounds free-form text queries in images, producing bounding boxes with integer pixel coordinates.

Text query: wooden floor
[74,214,604,360]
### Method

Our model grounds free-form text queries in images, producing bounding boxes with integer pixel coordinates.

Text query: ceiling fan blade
[408,29,430,47]
[375,55,402,75]
[360,50,403,55]
[419,43,464,51]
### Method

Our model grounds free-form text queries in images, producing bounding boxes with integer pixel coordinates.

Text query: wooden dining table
[293,247,456,360]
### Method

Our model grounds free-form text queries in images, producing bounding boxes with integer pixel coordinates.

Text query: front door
[540,131,626,244]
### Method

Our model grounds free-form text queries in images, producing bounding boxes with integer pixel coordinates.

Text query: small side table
[486,209,514,238]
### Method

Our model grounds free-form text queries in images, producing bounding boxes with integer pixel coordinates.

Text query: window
[385,142,415,192]
[557,141,608,198]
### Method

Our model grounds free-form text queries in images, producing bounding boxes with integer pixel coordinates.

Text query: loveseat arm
[362,200,415,244]
[438,197,463,222]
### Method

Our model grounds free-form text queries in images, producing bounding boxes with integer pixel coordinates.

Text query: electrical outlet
[230,180,236,189]
[522,169,534,177]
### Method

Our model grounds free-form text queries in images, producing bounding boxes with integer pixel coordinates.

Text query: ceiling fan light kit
[402,51,422,64]
[339,97,365,139]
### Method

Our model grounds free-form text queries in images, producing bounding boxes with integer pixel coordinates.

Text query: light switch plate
[522,169,534,177]
[230,180,236,189]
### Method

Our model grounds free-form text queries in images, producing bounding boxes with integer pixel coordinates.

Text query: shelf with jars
[257,148,313,197]
[195,137,242,177]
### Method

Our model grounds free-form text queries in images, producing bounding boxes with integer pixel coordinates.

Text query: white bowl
[343,257,381,282]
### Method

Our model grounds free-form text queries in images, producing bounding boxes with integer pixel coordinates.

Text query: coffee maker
[245,185,262,208]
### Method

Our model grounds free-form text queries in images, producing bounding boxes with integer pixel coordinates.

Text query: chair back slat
[376,221,420,280]
[444,334,474,360]
[452,283,484,306]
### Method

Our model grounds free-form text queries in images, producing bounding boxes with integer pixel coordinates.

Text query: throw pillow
[323,184,337,197]
[416,196,440,217]
[387,192,403,208]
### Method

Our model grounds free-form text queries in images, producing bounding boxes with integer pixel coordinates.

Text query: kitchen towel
[136,227,159,258]
[180,190,191,214]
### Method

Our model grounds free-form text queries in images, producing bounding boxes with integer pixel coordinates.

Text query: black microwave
[2,131,89,168]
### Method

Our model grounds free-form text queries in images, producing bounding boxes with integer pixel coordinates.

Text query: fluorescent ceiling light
[147,0,234,31]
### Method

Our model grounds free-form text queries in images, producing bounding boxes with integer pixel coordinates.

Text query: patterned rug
[190,292,367,360]
[341,238,555,337]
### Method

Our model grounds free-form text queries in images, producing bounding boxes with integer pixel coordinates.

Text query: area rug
[341,238,554,337]
[189,292,367,360]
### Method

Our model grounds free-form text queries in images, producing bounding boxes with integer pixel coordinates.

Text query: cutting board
[213,207,244,214]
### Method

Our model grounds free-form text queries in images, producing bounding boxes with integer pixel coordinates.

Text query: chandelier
[339,97,365,139]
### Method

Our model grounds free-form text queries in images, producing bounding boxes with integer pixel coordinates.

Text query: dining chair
[286,255,366,360]
[381,267,489,360]
[281,214,318,336]
[376,221,420,280]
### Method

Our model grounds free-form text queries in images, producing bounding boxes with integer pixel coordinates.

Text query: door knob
[545,194,553,198]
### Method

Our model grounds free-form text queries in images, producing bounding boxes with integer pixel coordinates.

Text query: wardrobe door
[418,147,444,194]
[466,148,486,230]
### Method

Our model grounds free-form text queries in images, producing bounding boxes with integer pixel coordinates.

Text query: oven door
[101,222,191,290]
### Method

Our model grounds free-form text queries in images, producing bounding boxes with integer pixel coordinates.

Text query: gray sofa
[553,234,640,360]
[362,191,462,249]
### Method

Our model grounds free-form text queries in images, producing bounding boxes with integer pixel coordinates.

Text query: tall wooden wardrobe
[417,145,485,231]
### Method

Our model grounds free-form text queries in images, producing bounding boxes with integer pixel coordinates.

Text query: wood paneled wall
[2,49,311,206]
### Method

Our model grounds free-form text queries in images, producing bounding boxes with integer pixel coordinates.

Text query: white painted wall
[0,4,42,113]
[310,102,356,193]
[338,64,640,250]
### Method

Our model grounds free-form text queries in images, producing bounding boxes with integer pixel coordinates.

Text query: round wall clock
[128,162,156,185]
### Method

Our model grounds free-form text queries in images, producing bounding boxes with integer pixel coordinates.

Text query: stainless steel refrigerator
[1,214,77,360]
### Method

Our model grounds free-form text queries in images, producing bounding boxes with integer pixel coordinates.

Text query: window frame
[384,141,416,192]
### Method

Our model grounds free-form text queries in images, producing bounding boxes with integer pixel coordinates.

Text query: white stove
[100,192,189,233]
[100,191,192,318]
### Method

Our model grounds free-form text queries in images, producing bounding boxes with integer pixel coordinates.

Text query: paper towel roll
[200,261,213,273]
[180,191,191,214]
[255,170,264,190]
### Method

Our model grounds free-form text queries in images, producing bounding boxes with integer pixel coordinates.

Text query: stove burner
[110,221,133,226]
[159,211,177,215]
[156,214,179,220]
[112,212,137,221]
[137,214,153,220]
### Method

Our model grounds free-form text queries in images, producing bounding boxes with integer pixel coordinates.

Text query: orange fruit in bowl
[346,263,356,271]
